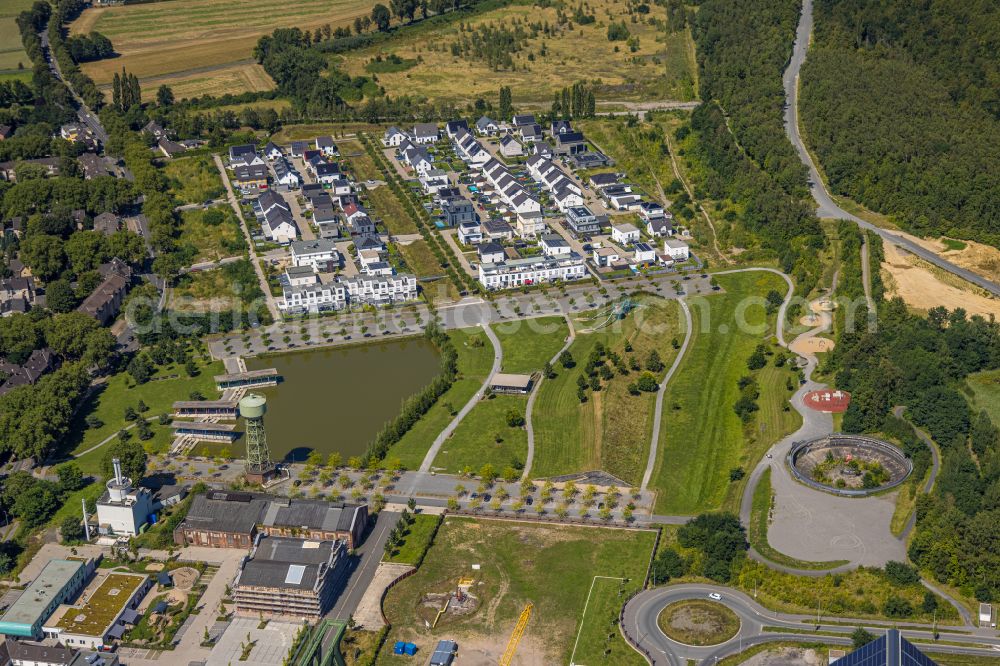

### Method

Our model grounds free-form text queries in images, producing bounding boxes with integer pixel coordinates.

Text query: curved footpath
[418,323,503,473]
[522,315,576,480]
[782,0,1000,297]
[622,584,997,666]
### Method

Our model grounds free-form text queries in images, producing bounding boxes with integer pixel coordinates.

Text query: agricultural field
[338,0,694,106]
[649,271,793,514]
[164,155,225,205]
[389,328,494,469]
[177,206,245,264]
[0,0,31,76]
[378,517,654,666]
[531,295,684,485]
[70,0,376,99]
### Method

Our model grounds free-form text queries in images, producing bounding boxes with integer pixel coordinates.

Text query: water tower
[239,393,275,484]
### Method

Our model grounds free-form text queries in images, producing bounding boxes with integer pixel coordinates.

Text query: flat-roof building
[172,400,239,419]
[490,373,534,394]
[0,559,92,640]
[233,536,347,619]
[174,492,368,549]
[43,572,151,649]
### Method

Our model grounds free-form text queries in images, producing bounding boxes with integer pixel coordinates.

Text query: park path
[418,324,503,473]
[860,234,876,311]
[521,315,576,480]
[640,298,692,491]
[212,154,280,321]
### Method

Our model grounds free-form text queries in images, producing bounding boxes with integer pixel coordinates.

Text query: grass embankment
[164,155,225,205]
[67,357,223,474]
[178,206,244,263]
[383,514,441,566]
[650,271,794,514]
[432,317,569,473]
[389,328,493,469]
[967,369,1000,426]
[378,518,654,666]
[531,296,684,484]
[750,469,849,570]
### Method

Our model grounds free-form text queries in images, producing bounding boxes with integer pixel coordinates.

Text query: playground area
[377,518,654,665]
[575,297,641,333]
[790,336,835,353]
[802,389,851,413]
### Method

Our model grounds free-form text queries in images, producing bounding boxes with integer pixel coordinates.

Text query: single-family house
[442,197,476,227]
[383,126,409,147]
[532,141,555,159]
[602,184,641,211]
[551,120,572,135]
[290,141,310,157]
[229,144,257,163]
[632,242,657,265]
[233,164,268,191]
[413,123,439,144]
[93,212,120,236]
[285,265,318,287]
[565,206,602,235]
[272,157,301,188]
[611,222,640,245]
[314,162,342,185]
[358,249,393,276]
[646,217,674,238]
[592,246,621,268]
[540,234,571,257]
[445,119,469,139]
[568,151,613,169]
[589,172,619,189]
[481,218,514,241]
[499,135,523,158]
[420,169,451,195]
[663,238,690,261]
[400,144,433,174]
[638,201,666,222]
[355,235,385,254]
[478,242,505,264]
[254,190,289,218]
[552,186,584,212]
[262,207,298,244]
[511,114,536,128]
[475,116,499,136]
[554,131,587,156]
[519,124,543,143]
[263,142,284,160]
[457,221,483,245]
[348,215,376,236]
[291,239,340,272]
[315,136,337,156]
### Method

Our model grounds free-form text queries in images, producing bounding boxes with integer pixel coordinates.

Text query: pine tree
[498,85,512,120]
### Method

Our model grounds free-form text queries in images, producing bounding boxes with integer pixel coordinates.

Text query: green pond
[232,339,441,462]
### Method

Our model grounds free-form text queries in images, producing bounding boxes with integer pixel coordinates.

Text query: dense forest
[829,274,1000,599]
[800,0,1000,244]
[686,0,808,197]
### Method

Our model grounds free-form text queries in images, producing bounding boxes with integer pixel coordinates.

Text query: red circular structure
[803,389,851,413]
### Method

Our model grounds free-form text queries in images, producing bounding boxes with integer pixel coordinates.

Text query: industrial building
[2,639,119,666]
[173,492,368,549]
[95,458,155,537]
[0,559,93,640]
[829,629,935,665]
[43,572,151,649]
[232,536,347,619]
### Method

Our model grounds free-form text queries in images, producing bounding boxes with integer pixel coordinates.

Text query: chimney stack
[112,457,123,485]
[82,498,90,541]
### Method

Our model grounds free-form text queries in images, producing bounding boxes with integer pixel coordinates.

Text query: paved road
[40,30,109,146]
[327,510,400,623]
[622,583,1000,665]
[522,315,575,480]
[418,324,503,473]
[782,0,1000,297]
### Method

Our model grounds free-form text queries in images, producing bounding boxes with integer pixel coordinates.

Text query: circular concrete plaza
[788,434,912,496]
[803,388,851,413]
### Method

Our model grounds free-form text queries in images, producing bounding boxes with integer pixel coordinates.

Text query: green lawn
[383,514,440,566]
[163,155,225,205]
[491,316,568,374]
[389,328,493,469]
[431,394,527,473]
[572,576,648,666]
[967,369,1000,426]
[650,271,788,514]
[66,357,224,475]
[178,205,244,263]
[365,184,419,235]
[378,517,655,665]
[531,296,684,484]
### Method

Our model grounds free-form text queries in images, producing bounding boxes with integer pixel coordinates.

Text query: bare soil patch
[790,337,835,354]
[881,243,1000,318]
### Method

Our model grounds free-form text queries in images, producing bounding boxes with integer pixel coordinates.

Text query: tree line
[65,31,114,62]
[800,0,1000,245]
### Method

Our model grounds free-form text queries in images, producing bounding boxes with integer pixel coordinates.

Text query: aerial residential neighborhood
[1,0,999,665]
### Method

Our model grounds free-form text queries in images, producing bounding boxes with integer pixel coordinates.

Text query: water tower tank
[239,393,267,419]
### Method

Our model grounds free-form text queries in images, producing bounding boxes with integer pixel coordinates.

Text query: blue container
[393,641,406,655]
[404,643,417,656]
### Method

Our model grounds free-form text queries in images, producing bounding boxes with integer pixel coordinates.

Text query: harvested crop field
[72,0,376,97]
[881,243,1000,319]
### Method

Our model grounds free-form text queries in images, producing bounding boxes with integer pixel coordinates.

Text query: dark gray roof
[180,493,365,536]
[237,537,338,590]
[182,492,263,534]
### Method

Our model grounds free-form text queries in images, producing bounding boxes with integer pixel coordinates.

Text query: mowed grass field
[71,0,376,99]
[967,369,1000,426]
[650,271,789,514]
[378,518,654,666]
[338,0,682,105]
[492,316,568,374]
[531,296,684,485]
[389,328,493,469]
[0,0,33,75]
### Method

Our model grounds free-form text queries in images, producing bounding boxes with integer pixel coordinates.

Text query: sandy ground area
[895,231,1000,284]
[881,243,1000,318]
[743,646,826,666]
[790,336,835,354]
[810,298,835,313]
[353,562,414,630]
